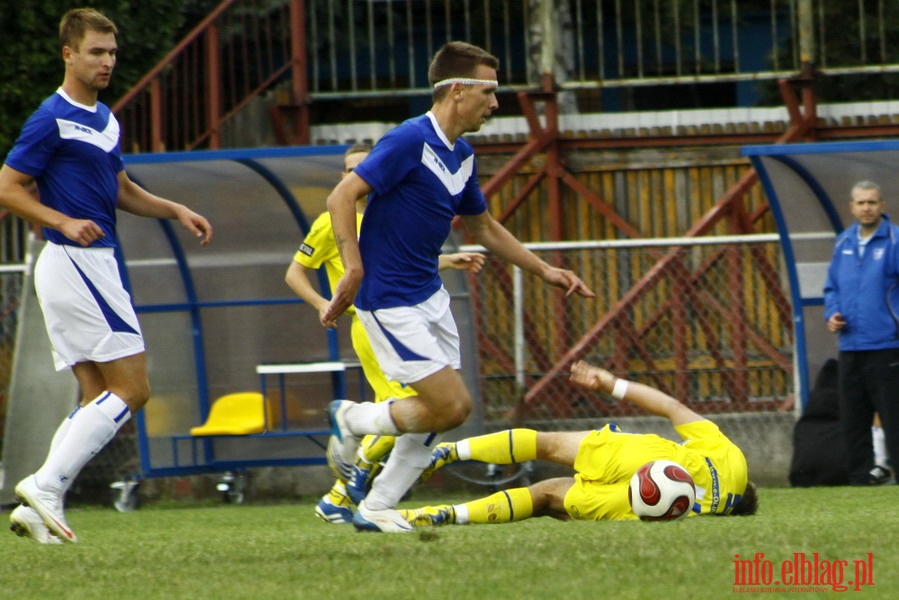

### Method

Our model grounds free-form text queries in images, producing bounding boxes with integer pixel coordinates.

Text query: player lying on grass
[400,360,758,526]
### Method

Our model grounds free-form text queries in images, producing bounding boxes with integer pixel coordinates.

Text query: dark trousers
[838,348,899,484]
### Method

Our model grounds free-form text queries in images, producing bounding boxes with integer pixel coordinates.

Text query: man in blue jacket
[824,180,899,485]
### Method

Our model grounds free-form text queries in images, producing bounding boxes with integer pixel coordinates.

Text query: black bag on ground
[789,359,850,486]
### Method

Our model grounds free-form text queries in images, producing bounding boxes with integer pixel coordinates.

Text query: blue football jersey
[5,89,124,248]
[352,112,488,310]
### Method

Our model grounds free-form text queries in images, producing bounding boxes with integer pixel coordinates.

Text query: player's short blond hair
[345,142,372,157]
[60,8,117,52]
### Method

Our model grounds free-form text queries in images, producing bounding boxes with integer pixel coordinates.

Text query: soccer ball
[628,460,696,521]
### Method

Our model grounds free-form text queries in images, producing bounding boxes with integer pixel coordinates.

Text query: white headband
[433,77,498,89]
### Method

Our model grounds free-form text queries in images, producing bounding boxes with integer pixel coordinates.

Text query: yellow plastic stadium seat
[190,392,270,436]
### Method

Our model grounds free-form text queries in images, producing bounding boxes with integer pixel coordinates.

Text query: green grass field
[1,486,896,599]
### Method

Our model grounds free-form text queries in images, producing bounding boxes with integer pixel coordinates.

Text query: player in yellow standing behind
[285,143,485,523]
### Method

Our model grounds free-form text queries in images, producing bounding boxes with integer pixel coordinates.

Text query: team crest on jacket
[874,248,885,261]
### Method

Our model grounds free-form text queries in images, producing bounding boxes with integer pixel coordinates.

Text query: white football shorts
[34,242,145,371]
[356,287,461,385]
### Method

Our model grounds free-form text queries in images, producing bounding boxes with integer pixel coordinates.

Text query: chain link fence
[0,215,29,455]
[0,268,23,453]
[0,232,795,495]
[464,235,793,432]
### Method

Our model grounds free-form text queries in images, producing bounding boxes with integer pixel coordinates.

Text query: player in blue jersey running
[286,143,485,524]
[0,8,212,544]
[322,41,595,532]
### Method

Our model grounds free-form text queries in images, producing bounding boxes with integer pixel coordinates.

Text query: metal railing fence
[112,0,899,152]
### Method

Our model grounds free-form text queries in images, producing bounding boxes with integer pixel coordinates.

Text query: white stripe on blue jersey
[352,112,488,310]
[5,88,124,248]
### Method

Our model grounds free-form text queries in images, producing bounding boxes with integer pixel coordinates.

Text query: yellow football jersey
[292,211,363,314]
[564,421,749,521]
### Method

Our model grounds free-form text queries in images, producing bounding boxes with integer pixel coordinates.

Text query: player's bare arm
[570,360,703,426]
[322,172,370,326]
[0,164,105,246]
[438,252,486,273]
[461,212,594,298]
[116,171,212,245]
[569,360,617,391]
[285,261,331,324]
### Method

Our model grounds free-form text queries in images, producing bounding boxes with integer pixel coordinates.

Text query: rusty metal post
[291,0,309,145]
[150,79,163,152]
[798,0,816,77]
[539,0,554,78]
[206,25,221,150]
[795,0,818,135]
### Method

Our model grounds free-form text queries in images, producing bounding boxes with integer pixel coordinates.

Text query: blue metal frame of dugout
[117,145,356,480]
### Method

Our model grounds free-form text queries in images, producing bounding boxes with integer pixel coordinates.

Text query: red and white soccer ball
[628,460,696,521]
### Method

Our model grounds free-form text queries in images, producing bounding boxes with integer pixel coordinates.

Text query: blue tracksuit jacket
[823,216,899,351]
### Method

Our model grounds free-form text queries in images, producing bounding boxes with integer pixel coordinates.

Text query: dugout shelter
[0,146,482,505]
[743,139,899,411]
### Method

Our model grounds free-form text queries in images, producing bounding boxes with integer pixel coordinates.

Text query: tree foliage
[0,0,213,157]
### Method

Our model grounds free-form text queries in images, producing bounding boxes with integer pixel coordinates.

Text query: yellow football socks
[324,480,351,507]
[461,428,538,464]
[460,487,534,524]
